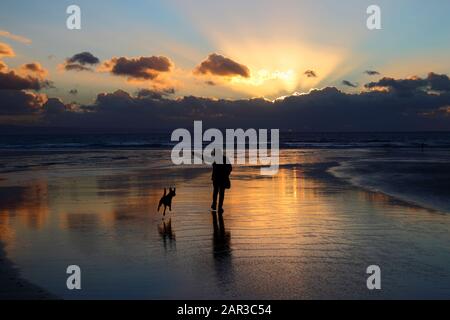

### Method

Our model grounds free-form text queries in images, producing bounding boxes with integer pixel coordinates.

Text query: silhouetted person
[211,152,232,214]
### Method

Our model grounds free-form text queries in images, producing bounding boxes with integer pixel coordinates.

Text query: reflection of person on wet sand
[211,211,231,257]
[211,151,232,214]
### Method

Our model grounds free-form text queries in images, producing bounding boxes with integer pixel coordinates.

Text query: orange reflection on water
[224,167,339,250]
[0,180,50,231]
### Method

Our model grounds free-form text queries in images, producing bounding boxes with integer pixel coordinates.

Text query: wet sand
[0,242,55,299]
[0,148,449,299]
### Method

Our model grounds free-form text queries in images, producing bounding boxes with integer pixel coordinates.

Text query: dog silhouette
[158,187,176,216]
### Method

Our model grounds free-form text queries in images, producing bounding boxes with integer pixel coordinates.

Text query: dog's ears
[163,188,167,195]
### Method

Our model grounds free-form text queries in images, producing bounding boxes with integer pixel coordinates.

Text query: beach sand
[0,148,449,299]
[0,242,55,299]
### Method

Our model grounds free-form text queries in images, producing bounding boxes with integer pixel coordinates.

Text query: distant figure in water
[211,151,232,214]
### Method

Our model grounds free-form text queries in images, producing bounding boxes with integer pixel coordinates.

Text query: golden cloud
[0,42,15,58]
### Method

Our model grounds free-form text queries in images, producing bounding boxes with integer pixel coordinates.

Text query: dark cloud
[0,59,52,117]
[43,98,70,115]
[427,72,450,92]
[0,57,52,117]
[104,56,173,80]
[365,76,426,94]
[3,72,450,131]
[136,89,162,100]
[304,70,317,78]
[194,53,250,78]
[365,73,450,96]
[69,89,78,95]
[365,70,380,76]
[342,80,358,88]
[0,89,45,115]
[0,70,51,90]
[22,73,450,132]
[96,89,133,106]
[67,52,100,65]
[136,88,175,100]
[64,51,100,72]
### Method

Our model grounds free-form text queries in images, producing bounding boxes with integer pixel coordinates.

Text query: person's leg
[212,184,219,210]
[218,187,225,213]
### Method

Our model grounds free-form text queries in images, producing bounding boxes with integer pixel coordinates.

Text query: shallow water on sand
[0,149,449,299]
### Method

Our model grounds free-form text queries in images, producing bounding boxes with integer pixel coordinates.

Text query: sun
[230,69,296,88]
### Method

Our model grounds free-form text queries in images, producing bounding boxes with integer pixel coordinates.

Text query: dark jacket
[212,157,232,188]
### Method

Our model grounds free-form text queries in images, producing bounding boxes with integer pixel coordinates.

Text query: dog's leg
[163,206,166,216]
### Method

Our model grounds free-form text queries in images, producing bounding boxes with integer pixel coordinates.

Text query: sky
[1,0,450,130]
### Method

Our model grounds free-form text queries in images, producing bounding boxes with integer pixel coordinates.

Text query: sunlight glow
[214,39,347,98]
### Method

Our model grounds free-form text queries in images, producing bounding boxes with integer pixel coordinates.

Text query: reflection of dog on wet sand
[158,218,175,241]
[158,188,176,216]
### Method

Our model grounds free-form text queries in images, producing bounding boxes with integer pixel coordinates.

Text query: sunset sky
[1,0,450,130]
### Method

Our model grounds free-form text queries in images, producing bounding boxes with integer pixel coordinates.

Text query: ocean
[1,131,450,150]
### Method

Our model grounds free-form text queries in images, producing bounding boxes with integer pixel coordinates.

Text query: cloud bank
[3,73,449,131]
[0,44,53,119]
[0,69,51,90]
[365,73,450,96]
[1,42,450,131]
